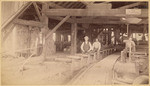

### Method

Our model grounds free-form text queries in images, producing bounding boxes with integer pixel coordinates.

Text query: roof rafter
[119,2,142,9]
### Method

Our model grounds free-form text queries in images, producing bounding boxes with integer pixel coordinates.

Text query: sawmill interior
[1,1,149,85]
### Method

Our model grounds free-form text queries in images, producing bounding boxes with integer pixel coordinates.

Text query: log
[13,19,44,27]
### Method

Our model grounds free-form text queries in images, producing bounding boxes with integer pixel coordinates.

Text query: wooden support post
[108,28,111,45]
[127,24,129,37]
[41,3,49,26]
[71,23,77,54]
[143,24,147,40]
[121,28,123,44]
[114,28,117,45]
[28,26,32,57]
[41,3,54,59]
[33,2,42,21]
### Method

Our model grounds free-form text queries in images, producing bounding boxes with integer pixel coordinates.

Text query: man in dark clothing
[80,36,92,54]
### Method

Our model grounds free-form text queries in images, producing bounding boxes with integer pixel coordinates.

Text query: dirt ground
[1,53,72,85]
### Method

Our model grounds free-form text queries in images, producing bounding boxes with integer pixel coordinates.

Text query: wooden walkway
[69,53,120,85]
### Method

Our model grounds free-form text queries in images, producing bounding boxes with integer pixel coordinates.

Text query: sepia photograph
[1,0,149,85]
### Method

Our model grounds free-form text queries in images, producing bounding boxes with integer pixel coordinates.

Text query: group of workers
[80,35,136,62]
[35,27,136,62]
[80,36,101,54]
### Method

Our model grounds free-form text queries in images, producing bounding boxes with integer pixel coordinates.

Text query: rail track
[67,53,120,85]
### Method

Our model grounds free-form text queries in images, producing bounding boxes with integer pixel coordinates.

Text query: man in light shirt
[92,38,101,60]
[121,37,136,62]
[92,38,101,52]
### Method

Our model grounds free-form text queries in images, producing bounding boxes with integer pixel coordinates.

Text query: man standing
[93,38,101,52]
[92,38,101,60]
[80,36,92,54]
[121,37,136,62]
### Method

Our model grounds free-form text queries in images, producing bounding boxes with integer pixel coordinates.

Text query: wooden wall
[3,24,30,55]
[1,1,27,25]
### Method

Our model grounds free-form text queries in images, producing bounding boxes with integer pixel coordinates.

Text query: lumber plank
[13,19,44,27]
[43,9,148,17]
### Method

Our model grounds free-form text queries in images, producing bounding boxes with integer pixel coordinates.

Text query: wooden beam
[119,2,141,9]
[50,16,123,24]
[2,23,15,44]
[71,23,77,54]
[46,16,70,39]
[61,2,70,7]
[1,2,32,31]
[127,24,129,37]
[77,3,85,8]
[13,19,44,27]
[47,2,75,23]
[48,2,63,8]
[33,2,42,21]
[139,19,148,24]
[66,2,74,8]
[49,16,74,23]
[70,2,79,8]
[81,2,94,6]
[43,9,148,17]
[80,4,86,8]
[41,2,49,26]
[73,18,123,24]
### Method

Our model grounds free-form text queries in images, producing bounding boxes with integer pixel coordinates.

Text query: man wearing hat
[80,36,92,54]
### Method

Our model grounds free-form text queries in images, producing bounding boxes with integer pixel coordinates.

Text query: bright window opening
[68,35,71,42]
[61,34,64,42]
[53,33,56,41]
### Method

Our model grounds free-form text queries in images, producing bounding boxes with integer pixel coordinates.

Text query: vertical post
[28,26,32,57]
[127,24,129,37]
[143,24,147,41]
[41,3,48,26]
[41,3,49,59]
[108,28,111,45]
[71,23,77,54]
[121,28,123,44]
[114,28,116,45]
[12,24,16,55]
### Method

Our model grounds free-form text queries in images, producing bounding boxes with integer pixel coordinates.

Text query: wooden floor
[69,53,120,85]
